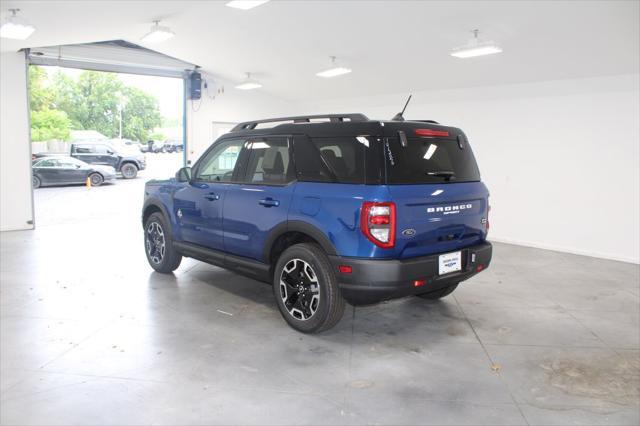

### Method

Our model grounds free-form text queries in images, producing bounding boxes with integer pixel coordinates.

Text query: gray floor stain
[540,355,640,405]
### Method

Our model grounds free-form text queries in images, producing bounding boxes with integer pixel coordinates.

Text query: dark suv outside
[142,114,492,333]
[71,143,146,178]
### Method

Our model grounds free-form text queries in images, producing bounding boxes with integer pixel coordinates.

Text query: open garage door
[27,40,196,78]
[26,40,198,228]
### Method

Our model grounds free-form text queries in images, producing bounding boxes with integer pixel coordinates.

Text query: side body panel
[288,182,392,258]
[223,183,295,261]
[172,181,229,251]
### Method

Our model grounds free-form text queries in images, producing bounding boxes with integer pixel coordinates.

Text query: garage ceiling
[1,0,638,101]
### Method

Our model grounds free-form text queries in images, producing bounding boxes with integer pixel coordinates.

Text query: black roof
[228,113,462,139]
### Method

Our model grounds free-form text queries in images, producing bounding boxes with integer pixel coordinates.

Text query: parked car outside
[163,139,184,153]
[32,156,116,188]
[140,139,165,154]
[34,142,146,179]
[142,113,492,333]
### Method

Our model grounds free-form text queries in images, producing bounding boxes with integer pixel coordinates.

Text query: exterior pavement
[1,153,638,425]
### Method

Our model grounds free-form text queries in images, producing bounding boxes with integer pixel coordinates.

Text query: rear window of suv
[385,136,480,184]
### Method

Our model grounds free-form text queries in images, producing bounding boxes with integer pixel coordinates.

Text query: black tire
[273,243,345,333]
[33,176,41,189]
[144,212,182,273]
[88,172,104,187]
[121,163,138,179]
[416,283,459,300]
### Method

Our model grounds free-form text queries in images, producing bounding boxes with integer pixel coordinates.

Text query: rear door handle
[204,193,219,201]
[259,198,280,207]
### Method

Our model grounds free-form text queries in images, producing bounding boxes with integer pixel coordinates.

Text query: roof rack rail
[415,120,440,124]
[231,113,369,131]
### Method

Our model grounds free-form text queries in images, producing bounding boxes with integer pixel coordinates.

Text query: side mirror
[175,167,192,182]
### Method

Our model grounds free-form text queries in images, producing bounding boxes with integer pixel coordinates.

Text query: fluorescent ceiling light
[316,56,352,78]
[226,0,270,10]
[317,67,352,78]
[450,29,502,59]
[0,9,35,40]
[235,73,262,90]
[141,20,175,43]
[236,82,262,90]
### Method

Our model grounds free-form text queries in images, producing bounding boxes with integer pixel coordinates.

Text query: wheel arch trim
[262,220,338,263]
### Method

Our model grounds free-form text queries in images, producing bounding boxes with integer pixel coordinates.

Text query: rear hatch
[383,126,489,259]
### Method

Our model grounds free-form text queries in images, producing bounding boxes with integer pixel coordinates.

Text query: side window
[95,145,110,154]
[195,139,244,182]
[74,145,94,154]
[312,137,366,184]
[58,159,79,168]
[244,137,293,185]
[35,159,58,168]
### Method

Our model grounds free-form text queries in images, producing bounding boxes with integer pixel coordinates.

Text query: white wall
[1,52,34,232]
[186,77,294,162]
[296,75,640,263]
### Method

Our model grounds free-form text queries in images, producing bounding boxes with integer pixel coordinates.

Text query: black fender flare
[142,198,171,227]
[262,220,338,263]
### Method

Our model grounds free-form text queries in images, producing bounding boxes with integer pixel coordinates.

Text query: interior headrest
[263,150,284,175]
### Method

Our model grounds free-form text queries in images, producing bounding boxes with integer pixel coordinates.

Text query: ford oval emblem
[402,228,416,237]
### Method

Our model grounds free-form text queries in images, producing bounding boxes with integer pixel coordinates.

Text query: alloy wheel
[279,258,320,321]
[145,221,166,264]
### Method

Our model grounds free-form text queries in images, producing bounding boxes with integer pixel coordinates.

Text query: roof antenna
[392,95,412,121]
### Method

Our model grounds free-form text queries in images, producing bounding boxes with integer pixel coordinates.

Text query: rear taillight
[360,202,396,249]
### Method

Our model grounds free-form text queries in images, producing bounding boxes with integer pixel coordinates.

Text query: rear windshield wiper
[426,170,456,181]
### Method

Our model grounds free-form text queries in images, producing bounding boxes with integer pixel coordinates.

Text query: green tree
[71,71,124,138]
[121,86,162,142]
[50,71,83,129]
[29,66,72,141]
[28,67,163,143]
[28,66,53,111]
[30,109,71,142]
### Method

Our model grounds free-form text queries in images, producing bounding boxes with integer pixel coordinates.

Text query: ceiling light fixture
[0,9,35,40]
[226,0,270,10]
[316,56,352,78]
[235,73,263,90]
[450,29,503,59]
[141,20,175,43]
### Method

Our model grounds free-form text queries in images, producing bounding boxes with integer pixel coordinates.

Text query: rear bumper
[329,241,492,305]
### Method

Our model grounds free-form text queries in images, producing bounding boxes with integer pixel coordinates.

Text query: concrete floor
[1,161,639,425]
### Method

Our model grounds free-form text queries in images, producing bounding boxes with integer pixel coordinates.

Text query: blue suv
[142,113,492,333]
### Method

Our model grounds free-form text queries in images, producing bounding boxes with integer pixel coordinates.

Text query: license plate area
[438,251,462,275]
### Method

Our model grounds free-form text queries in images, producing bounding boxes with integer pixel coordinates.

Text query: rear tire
[273,243,345,333]
[144,212,182,273]
[416,283,458,300]
[89,172,104,187]
[121,163,138,179]
[33,176,41,189]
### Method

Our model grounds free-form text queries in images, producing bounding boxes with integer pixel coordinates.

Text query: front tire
[88,172,104,186]
[33,176,41,189]
[416,283,458,300]
[144,212,182,273]
[273,243,345,333]
[121,163,138,179]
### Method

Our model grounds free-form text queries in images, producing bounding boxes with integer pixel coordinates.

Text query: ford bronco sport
[142,113,492,333]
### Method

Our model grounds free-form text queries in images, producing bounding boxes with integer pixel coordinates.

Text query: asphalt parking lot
[33,153,183,228]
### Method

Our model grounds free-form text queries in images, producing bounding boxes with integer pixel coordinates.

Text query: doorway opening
[26,41,196,228]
